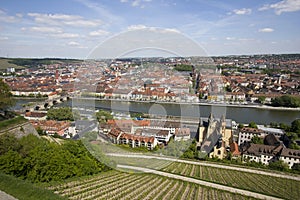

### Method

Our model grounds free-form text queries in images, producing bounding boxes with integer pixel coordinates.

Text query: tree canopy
[0,79,15,115]
[47,107,78,121]
[291,119,300,134]
[271,95,300,108]
[95,110,113,123]
[248,122,258,129]
[251,135,263,144]
[0,134,109,183]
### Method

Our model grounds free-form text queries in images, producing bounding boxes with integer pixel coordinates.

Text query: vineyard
[49,171,256,200]
[162,162,300,200]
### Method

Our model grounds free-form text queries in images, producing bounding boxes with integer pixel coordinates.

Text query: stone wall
[0,122,39,138]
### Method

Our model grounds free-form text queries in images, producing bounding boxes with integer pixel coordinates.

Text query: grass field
[0,173,67,200]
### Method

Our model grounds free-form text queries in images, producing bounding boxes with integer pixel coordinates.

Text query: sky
[0,0,300,58]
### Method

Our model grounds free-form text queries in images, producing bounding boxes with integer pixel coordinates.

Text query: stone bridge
[22,95,71,112]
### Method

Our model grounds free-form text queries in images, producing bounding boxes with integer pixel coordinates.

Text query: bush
[269,160,289,171]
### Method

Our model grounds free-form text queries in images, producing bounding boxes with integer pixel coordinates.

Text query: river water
[15,99,300,125]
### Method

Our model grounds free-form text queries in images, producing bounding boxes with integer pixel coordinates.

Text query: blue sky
[0,0,300,58]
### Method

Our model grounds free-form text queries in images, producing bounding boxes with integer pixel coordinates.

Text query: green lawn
[0,116,27,130]
[0,173,67,200]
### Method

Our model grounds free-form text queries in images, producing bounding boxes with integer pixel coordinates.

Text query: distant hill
[0,57,83,70]
[0,58,25,70]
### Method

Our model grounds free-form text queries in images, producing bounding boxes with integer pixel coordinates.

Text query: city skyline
[0,0,300,58]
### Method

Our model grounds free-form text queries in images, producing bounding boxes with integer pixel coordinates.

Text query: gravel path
[117,164,283,200]
[0,190,18,200]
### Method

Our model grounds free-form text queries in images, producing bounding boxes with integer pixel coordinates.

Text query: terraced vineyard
[49,171,256,200]
[162,162,300,200]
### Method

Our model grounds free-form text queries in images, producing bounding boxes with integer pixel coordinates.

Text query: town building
[238,128,264,145]
[242,142,300,169]
[279,148,300,169]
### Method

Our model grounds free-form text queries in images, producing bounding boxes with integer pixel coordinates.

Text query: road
[117,164,283,200]
[108,153,300,181]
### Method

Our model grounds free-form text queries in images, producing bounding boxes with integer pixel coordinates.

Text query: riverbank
[73,97,300,111]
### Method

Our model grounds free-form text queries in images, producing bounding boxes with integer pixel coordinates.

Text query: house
[174,128,190,141]
[230,142,241,158]
[242,143,282,165]
[279,148,300,169]
[139,128,172,144]
[107,128,158,150]
[238,128,264,145]
[30,120,70,136]
[257,125,285,137]
[24,111,47,120]
[242,143,300,169]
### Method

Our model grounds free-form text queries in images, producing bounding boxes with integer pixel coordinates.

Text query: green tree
[291,119,300,134]
[292,163,300,172]
[0,134,108,183]
[271,95,300,108]
[95,110,113,123]
[248,122,258,129]
[0,134,21,155]
[257,96,266,104]
[238,123,244,129]
[47,107,75,121]
[251,135,263,144]
[269,160,289,171]
[0,79,15,117]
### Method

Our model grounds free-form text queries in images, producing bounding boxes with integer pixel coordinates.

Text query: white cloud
[25,26,63,34]
[68,41,80,46]
[132,0,140,7]
[21,25,80,39]
[259,28,274,33]
[127,24,147,30]
[226,37,235,40]
[75,0,123,23]
[53,33,80,39]
[0,9,21,23]
[232,8,252,15]
[27,13,102,27]
[16,13,23,18]
[120,0,152,8]
[0,36,8,40]
[259,0,300,15]
[89,29,109,36]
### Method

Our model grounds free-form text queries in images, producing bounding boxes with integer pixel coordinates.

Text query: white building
[242,144,282,165]
[280,148,300,169]
[238,128,264,145]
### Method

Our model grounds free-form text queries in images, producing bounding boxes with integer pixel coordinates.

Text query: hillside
[0,57,83,70]
[0,58,24,70]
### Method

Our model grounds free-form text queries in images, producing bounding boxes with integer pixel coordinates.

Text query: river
[15,99,300,125]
